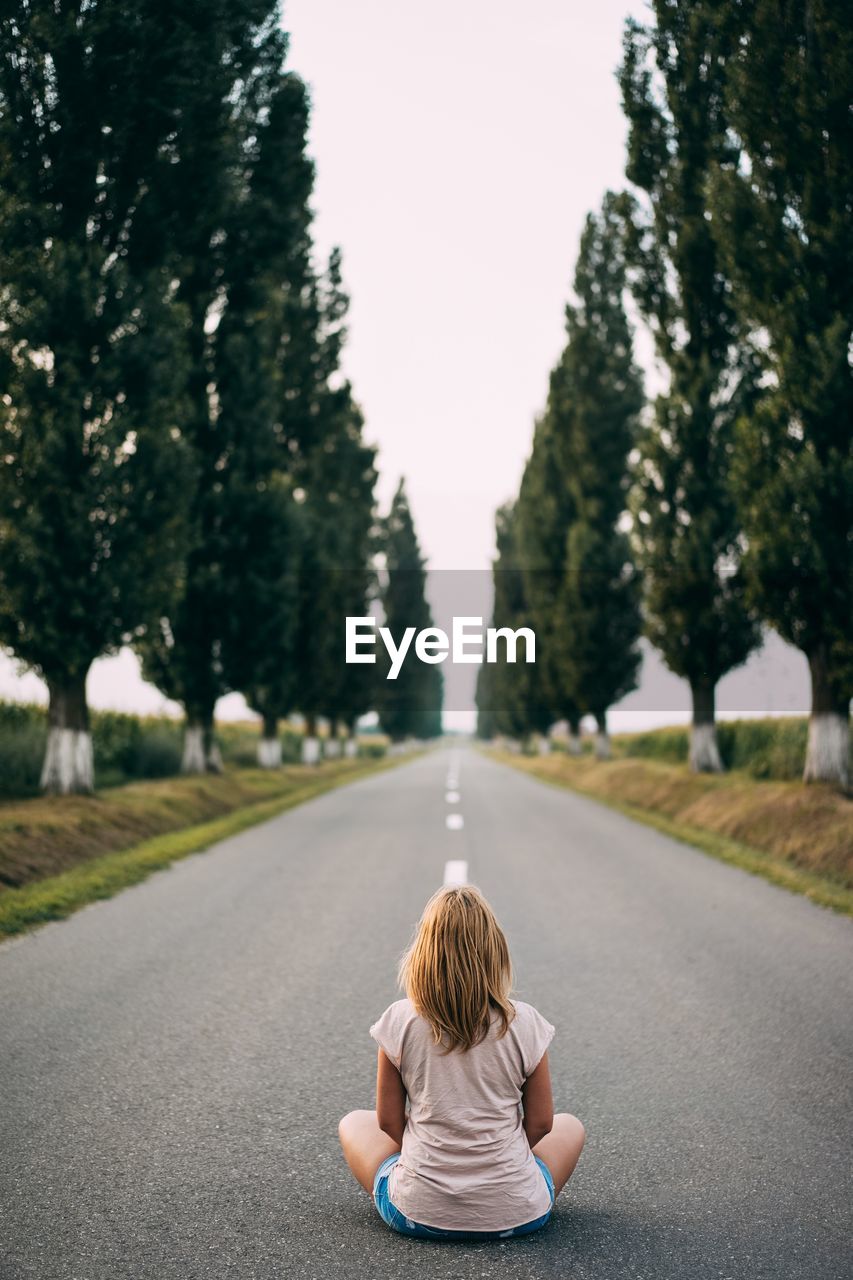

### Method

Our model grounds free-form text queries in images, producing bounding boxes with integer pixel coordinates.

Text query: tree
[515,409,582,750]
[549,199,644,759]
[375,481,443,741]
[0,1,245,790]
[138,37,318,772]
[619,2,761,771]
[481,502,552,744]
[710,0,852,786]
[290,394,378,759]
[218,474,302,767]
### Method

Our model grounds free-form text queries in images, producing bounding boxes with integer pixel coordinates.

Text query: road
[1,746,851,1280]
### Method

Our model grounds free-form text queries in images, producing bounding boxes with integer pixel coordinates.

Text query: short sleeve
[516,1002,555,1078]
[369,1000,409,1069]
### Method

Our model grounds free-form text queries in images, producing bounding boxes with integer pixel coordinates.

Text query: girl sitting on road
[338,884,585,1240]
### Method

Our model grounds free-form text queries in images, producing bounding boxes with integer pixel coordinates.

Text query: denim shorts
[372,1154,555,1240]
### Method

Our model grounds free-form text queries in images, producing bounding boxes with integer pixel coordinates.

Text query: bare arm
[376,1048,407,1148]
[521,1051,554,1149]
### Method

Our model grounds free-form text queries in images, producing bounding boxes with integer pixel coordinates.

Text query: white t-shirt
[369,997,555,1232]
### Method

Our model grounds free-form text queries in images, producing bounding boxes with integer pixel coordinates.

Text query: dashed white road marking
[445,790,461,804]
[443,860,468,886]
[446,813,464,831]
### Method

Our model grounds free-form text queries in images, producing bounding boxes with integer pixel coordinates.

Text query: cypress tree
[485,502,551,744]
[137,35,318,772]
[0,1,245,791]
[710,0,853,786]
[515,408,582,750]
[291,393,378,760]
[550,198,644,759]
[619,2,762,771]
[375,481,443,741]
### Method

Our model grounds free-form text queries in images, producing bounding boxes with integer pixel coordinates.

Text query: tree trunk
[302,715,320,765]
[182,711,222,774]
[40,674,94,795]
[344,724,359,758]
[324,722,342,758]
[804,647,850,788]
[537,733,551,755]
[257,714,282,768]
[566,716,582,756]
[689,680,723,773]
[594,713,611,761]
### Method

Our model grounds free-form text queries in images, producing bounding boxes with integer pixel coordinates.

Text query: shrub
[620,726,689,764]
[617,717,852,781]
[0,702,46,796]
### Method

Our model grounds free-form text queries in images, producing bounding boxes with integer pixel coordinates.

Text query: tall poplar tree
[515,408,582,749]
[0,1,251,791]
[137,43,318,771]
[484,503,551,742]
[619,2,761,771]
[710,0,852,786]
[375,481,442,741]
[290,395,378,759]
[550,198,644,758]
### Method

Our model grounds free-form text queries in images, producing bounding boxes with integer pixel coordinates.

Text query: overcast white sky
[0,1,811,724]
[286,0,652,569]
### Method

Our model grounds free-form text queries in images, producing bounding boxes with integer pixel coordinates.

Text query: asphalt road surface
[1,746,851,1280]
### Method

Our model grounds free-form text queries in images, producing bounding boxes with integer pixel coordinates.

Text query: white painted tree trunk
[182,726,206,774]
[689,722,723,773]
[804,714,849,788]
[302,736,321,765]
[594,730,611,760]
[40,728,94,794]
[257,736,282,768]
[344,738,358,759]
[324,739,341,759]
[565,730,582,756]
[206,741,224,773]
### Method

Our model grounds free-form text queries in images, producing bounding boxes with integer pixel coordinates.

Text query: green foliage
[0,701,46,797]
[500,195,643,738]
[619,2,761,724]
[618,717,849,781]
[709,0,853,719]
[477,503,551,740]
[136,29,317,738]
[375,481,443,740]
[549,197,644,727]
[0,1,209,720]
[291,385,378,734]
[0,701,182,795]
[515,413,580,731]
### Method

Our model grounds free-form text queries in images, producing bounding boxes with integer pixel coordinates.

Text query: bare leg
[532,1113,585,1198]
[338,1109,401,1193]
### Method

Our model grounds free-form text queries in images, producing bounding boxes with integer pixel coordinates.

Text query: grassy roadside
[488,750,853,916]
[0,755,405,941]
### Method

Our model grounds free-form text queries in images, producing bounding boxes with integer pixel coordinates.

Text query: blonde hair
[398,885,515,1053]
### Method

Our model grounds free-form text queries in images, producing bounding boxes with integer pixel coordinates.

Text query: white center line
[446,813,464,831]
[443,859,468,886]
[445,790,461,804]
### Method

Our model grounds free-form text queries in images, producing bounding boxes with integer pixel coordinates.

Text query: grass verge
[489,751,853,917]
[0,756,403,941]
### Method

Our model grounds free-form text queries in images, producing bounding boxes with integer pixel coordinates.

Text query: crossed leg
[338,1109,400,1193]
[532,1112,586,1196]
[338,1108,585,1199]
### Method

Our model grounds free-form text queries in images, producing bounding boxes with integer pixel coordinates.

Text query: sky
[285,0,652,570]
[0,1,812,725]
